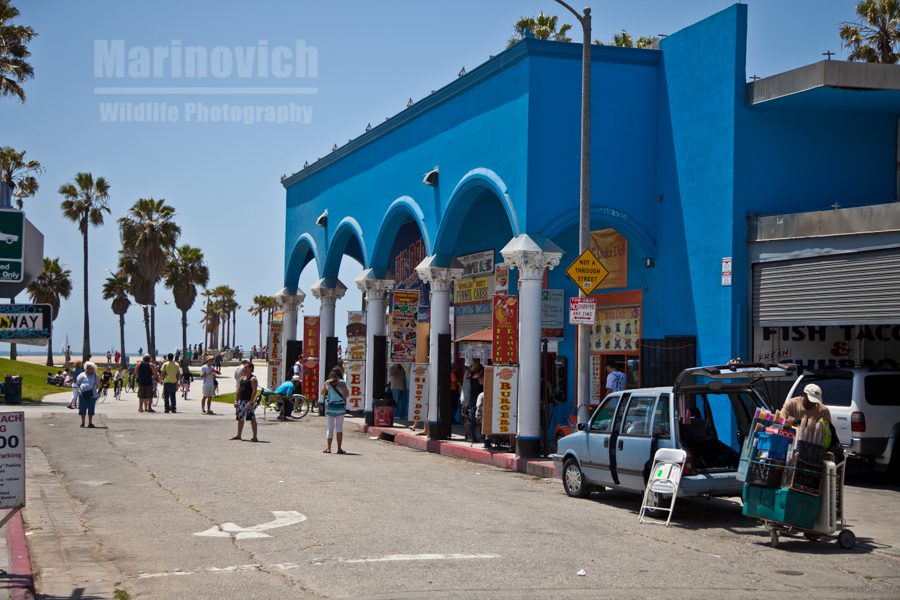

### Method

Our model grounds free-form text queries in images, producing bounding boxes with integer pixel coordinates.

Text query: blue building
[280,4,900,456]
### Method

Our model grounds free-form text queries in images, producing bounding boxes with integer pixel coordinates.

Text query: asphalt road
[17,392,900,599]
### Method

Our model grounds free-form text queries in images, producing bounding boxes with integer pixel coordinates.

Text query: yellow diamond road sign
[566,248,609,295]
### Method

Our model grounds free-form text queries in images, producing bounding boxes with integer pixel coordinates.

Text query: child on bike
[181,368,193,400]
[113,366,125,398]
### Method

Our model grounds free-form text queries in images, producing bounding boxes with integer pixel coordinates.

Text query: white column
[416,256,463,435]
[355,270,394,424]
[501,234,563,458]
[311,278,347,405]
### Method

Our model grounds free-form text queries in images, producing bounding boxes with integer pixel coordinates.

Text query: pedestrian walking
[106,350,112,366]
[605,362,625,395]
[76,362,101,428]
[161,353,181,413]
[186,347,193,364]
[67,360,84,410]
[389,363,408,419]
[136,354,159,413]
[322,367,349,454]
[231,362,259,442]
[114,350,121,366]
[200,356,219,415]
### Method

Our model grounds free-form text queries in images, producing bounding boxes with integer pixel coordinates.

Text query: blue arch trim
[540,206,657,258]
[433,169,522,257]
[323,216,368,278]
[284,232,321,288]
[370,196,433,270]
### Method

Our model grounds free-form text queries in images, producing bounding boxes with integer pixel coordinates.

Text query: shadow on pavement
[37,590,107,600]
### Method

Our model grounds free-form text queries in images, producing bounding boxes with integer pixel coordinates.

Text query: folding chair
[638,448,687,527]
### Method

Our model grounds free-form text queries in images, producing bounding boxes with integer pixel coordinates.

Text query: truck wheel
[888,444,900,483]
[563,458,590,499]
[838,529,856,550]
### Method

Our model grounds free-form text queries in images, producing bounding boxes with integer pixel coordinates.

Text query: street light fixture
[554,0,592,426]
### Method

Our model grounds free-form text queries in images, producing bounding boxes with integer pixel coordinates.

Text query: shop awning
[455,327,492,344]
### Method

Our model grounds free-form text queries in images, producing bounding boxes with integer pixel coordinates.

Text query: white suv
[786,369,900,478]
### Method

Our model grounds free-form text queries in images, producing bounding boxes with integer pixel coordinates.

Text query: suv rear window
[865,375,900,406]
[801,376,853,407]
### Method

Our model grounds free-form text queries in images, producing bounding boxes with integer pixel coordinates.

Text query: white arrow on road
[194,511,307,540]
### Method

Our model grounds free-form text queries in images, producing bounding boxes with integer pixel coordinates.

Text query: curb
[6,511,35,600]
[359,423,559,480]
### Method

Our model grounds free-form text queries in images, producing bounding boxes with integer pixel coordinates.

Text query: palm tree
[508,12,573,47]
[0,146,41,207]
[164,245,209,371]
[26,257,72,366]
[59,172,111,361]
[118,197,181,359]
[594,30,658,48]
[101,269,131,368]
[840,0,900,63]
[210,285,235,350]
[249,295,269,348]
[0,0,36,103]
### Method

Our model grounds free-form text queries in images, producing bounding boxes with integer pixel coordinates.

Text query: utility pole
[555,0,592,426]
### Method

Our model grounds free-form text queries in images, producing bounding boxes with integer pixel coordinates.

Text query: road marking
[138,563,301,579]
[314,553,500,565]
[194,510,307,540]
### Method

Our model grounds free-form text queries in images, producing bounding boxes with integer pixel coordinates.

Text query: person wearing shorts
[321,367,349,454]
[231,362,258,442]
[136,354,159,413]
[76,361,100,428]
[200,356,219,415]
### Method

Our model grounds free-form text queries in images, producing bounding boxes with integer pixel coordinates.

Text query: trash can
[4,375,22,405]
[373,401,395,427]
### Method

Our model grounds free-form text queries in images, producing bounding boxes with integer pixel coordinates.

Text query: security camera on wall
[422,167,439,186]
[316,209,328,227]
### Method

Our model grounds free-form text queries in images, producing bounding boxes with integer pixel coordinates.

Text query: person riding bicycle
[99,366,114,395]
[113,366,125,397]
[270,376,302,421]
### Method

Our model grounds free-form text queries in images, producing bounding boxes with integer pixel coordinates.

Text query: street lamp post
[554,0,592,426]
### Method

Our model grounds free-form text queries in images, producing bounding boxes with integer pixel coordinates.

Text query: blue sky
[1,0,857,356]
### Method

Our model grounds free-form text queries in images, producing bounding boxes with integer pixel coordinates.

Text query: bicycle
[98,383,109,403]
[114,380,124,401]
[126,374,136,394]
[255,390,309,421]
[152,383,160,407]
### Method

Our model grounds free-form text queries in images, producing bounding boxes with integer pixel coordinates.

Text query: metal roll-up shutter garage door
[753,248,900,326]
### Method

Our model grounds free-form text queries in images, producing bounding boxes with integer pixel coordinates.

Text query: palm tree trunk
[82,228,91,361]
[150,305,156,359]
[232,311,236,348]
[46,331,53,366]
[119,313,126,367]
[181,309,188,372]
[258,313,262,348]
[142,306,151,357]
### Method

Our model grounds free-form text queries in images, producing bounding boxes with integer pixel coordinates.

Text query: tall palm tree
[118,197,181,359]
[59,172,111,361]
[0,146,41,207]
[101,269,131,368]
[508,12,573,47]
[117,249,152,358]
[210,285,235,350]
[26,257,72,366]
[164,245,209,371]
[249,295,269,348]
[0,0,36,103]
[840,0,900,63]
[200,288,215,351]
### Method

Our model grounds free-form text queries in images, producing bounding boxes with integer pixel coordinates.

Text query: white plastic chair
[638,448,687,527]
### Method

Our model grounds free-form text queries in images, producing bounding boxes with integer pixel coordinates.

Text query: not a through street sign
[565,248,609,296]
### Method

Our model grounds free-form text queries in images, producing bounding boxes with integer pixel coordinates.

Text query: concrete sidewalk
[342,414,558,480]
[0,511,34,600]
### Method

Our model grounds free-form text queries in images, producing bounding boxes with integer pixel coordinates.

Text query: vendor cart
[744,459,856,549]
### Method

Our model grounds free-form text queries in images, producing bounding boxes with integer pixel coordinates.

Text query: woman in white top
[76,362,101,428]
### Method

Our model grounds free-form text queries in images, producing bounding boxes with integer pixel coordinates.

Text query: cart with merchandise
[737,409,855,550]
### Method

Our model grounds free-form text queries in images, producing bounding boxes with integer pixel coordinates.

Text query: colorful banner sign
[590,305,641,352]
[454,275,490,304]
[494,264,509,296]
[459,249,494,276]
[409,363,429,422]
[346,310,366,339]
[303,316,320,398]
[490,365,518,435]
[390,290,419,363]
[394,238,427,288]
[492,295,518,365]
[266,321,283,390]
[541,289,564,338]
[589,228,628,290]
[302,357,319,399]
[345,361,365,410]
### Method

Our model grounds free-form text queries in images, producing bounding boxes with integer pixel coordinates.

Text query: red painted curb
[6,510,35,600]
[359,421,559,479]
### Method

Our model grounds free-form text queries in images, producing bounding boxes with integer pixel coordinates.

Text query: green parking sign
[0,210,24,261]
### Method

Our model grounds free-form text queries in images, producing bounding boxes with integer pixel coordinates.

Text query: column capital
[276,287,305,310]
[310,278,347,307]
[415,255,464,292]
[501,234,564,281]
[355,268,394,300]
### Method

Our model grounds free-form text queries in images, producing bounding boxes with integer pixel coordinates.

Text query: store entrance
[599,353,639,391]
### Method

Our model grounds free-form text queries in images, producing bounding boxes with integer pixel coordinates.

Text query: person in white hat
[781,382,832,425]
